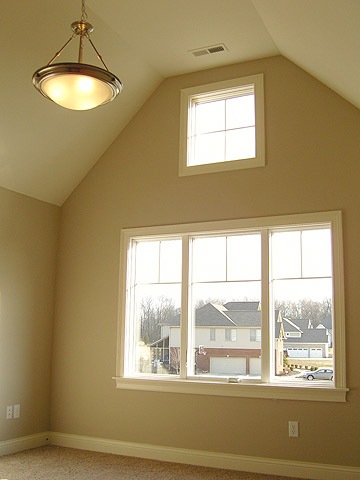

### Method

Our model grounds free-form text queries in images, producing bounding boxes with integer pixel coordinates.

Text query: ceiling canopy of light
[32,0,123,111]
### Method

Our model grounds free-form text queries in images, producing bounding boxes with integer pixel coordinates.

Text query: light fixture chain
[81,0,88,22]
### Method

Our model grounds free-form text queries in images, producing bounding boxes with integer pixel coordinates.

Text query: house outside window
[115,211,346,402]
[179,74,265,176]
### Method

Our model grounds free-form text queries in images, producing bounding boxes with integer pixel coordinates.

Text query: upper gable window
[179,74,265,176]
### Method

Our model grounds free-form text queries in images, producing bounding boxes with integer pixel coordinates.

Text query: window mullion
[180,235,190,379]
[261,229,271,382]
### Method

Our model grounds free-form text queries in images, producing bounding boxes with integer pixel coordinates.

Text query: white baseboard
[0,432,50,456]
[49,432,360,480]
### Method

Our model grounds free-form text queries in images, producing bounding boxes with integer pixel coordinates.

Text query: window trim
[225,328,237,342]
[179,74,265,177]
[114,211,347,402]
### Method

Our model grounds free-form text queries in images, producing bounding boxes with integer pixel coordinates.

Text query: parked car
[302,368,333,381]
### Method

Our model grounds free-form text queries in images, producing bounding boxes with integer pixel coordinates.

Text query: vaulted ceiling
[1,0,359,206]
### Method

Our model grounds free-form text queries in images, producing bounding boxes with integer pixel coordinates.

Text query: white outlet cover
[13,404,20,419]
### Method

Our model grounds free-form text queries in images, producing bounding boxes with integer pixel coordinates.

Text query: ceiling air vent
[190,43,228,57]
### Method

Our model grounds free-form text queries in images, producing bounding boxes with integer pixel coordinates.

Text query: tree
[275,298,332,326]
[195,297,226,309]
[140,296,177,344]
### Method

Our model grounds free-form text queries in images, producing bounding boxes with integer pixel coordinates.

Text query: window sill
[113,376,348,403]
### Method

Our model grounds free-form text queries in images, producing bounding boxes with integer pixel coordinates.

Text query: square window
[179,74,265,176]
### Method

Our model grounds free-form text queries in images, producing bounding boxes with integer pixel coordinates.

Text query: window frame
[179,74,265,176]
[250,329,262,342]
[225,329,237,342]
[114,211,347,402]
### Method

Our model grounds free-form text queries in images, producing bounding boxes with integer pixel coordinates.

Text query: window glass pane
[194,100,225,134]
[190,276,261,377]
[273,278,332,302]
[129,239,182,377]
[302,229,332,277]
[135,241,159,284]
[192,237,226,282]
[273,278,333,382]
[227,234,261,280]
[159,239,182,282]
[226,94,255,129]
[193,131,225,165]
[132,285,181,376]
[192,281,261,302]
[180,75,265,174]
[271,231,301,279]
[225,127,255,161]
[271,225,333,383]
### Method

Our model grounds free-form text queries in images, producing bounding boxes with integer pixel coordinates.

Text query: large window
[179,74,265,176]
[115,212,347,402]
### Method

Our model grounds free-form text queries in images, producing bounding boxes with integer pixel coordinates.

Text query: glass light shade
[33,63,122,110]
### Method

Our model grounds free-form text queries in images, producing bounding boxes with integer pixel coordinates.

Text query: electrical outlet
[13,404,20,419]
[288,420,299,437]
[6,406,13,419]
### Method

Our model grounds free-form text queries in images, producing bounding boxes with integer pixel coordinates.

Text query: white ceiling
[1,0,359,206]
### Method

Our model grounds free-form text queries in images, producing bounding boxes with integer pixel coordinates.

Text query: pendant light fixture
[32,0,122,111]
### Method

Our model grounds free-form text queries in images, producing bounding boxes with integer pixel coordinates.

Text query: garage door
[310,348,322,358]
[249,358,261,375]
[287,348,308,358]
[210,357,246,375]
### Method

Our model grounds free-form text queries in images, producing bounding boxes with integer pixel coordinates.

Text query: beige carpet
[0,446,308,480]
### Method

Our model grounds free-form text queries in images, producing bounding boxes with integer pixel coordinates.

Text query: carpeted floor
[0,446,307,480]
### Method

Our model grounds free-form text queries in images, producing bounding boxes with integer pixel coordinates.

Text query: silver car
[302,368,333,381]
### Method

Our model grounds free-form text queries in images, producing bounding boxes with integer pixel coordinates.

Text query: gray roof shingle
[225,310,261,327]
[224,301,260,311]
[284,328,328,344]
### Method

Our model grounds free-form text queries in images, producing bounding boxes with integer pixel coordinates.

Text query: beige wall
[51,56,360,467]
[0,187,59,441]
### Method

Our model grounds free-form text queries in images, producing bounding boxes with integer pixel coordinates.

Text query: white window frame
[114,211,347,402]
[250,329,262,342]
[225,329,237,342]
[179,74,265,176]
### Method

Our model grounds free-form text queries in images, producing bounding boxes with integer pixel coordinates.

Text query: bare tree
[195,297,226,309]
[275,298,332,326]
[140,296,177,344]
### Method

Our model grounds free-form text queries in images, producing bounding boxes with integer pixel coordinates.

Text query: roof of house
[163,302,278,329]
[282,318,302,333]
[317,315,333,330]
[225,310,261,327]
[224,301,260,311]
[162,303,229,327]
[292,319,312,331]
[284,328,329,344]
[195,303,237,327]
